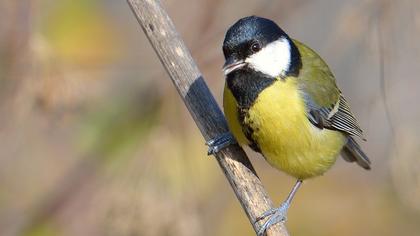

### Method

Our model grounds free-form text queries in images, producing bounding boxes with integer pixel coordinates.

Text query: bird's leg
[256,179,303,236]
[206,132,237,155]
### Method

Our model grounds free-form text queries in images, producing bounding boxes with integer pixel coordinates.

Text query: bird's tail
[341,137,371,170]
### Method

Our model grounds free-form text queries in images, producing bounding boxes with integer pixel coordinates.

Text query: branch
[126,1,289,235]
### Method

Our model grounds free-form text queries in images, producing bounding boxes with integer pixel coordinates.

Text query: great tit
[207,16,371,235]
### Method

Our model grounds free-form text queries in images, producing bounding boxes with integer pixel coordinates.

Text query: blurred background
[0,0,419,235]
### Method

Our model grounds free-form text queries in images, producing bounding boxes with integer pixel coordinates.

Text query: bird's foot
[256,201,290,236]
[206,132,237,155]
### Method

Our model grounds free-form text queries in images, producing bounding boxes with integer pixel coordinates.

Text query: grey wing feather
[307,94,364,139]
[329,95,364,139]
[342,137,371,170]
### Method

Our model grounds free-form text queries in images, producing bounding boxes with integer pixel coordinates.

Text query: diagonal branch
[126,0,289,235]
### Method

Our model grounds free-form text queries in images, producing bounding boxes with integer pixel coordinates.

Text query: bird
[206,16,371,236]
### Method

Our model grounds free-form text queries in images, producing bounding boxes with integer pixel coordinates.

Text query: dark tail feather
[341,137,371,170]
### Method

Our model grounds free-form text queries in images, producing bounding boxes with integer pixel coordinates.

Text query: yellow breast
[224,78,346,179]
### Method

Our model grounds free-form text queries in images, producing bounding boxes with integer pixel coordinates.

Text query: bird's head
[222,16,301,78]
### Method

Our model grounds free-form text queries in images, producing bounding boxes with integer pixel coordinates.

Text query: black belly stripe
[237,107,261,152]
[226,68,276,153]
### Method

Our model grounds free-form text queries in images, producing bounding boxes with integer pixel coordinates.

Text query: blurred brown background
[0,0,419,235]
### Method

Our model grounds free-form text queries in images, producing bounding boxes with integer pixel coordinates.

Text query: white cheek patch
[245,37,291,78]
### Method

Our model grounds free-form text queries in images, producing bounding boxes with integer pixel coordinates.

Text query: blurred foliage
[0,0,420,236]
[25,222,59,236]
[41,0,121,66]
[79,87,160,160]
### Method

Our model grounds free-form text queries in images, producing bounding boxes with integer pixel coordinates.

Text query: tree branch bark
[126,1,289,235]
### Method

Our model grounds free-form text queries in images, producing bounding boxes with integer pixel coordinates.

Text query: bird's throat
[226,68,276,109]
[226,68,277,153]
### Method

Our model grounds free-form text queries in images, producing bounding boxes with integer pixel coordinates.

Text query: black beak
[222,57,246,75]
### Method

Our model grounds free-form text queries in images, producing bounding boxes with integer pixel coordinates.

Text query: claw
[206,132,237,155]
[257,202,289,236]
[255,208,277,223]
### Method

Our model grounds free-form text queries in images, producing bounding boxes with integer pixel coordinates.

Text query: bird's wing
[306,93,364,138]
[292,39,370,169]
[303,88,371,169]
[303,90,371,169]
[292,39,364,138]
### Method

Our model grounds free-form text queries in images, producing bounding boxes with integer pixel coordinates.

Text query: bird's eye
[250,42,261,52]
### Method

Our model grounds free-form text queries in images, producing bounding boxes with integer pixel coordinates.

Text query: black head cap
[223,16,289,60]
[222,16,302,77]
